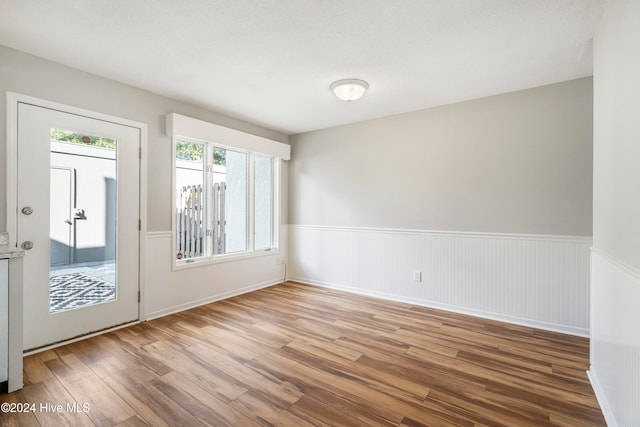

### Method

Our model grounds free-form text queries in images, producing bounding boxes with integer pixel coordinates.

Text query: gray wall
[289,78,593,236]
[0,44,288,233]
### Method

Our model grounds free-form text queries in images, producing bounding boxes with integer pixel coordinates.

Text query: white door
[17,102,140,350]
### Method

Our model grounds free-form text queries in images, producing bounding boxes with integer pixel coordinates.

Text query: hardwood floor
[1,281,605,426]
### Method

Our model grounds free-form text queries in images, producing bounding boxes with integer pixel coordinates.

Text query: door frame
[6,92,149,330]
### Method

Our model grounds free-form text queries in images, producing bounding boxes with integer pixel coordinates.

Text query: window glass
[213,148,247,254]
[254,156,273,249]
[173,137,278,266]
[175,140,206,260]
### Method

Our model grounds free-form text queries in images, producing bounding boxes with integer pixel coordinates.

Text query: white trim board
[587,370,619,427]
[591,246,640,281]
[145,278,282,321]
[288,224,592,336]
[143,231,288,321]
[289,276,589,337]
[166,113,291,160]
[146,231,172,239]
[284,224,592,243]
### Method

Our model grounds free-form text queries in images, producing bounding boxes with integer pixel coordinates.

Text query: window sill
[172,248,279,271]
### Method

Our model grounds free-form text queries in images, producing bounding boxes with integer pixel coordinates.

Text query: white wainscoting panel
[287,225,591,336]
[589,249,640,427]
[144,228,288,320]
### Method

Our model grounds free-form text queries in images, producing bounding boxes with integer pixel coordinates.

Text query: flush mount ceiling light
[330,79,369,101]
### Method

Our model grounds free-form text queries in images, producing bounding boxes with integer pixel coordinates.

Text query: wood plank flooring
[1,281,605,426]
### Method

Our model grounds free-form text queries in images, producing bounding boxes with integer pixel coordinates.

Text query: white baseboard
[143,228,288,321]
[145,278,282,321]
[290,276,589,337]
[587,370,618,427]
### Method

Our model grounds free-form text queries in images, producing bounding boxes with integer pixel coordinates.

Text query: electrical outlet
[0,232,8,245]
[275,256,283,265]
[413,271,422,282]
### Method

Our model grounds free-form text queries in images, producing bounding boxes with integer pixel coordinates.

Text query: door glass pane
[254,156,273,249]
[213,147,247,254]
[175,139,206,260]
[49,129,117,313]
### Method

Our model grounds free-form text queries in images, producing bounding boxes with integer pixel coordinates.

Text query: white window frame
[174,137,211,263]
[253,153,276,251]
[169,113,287,271]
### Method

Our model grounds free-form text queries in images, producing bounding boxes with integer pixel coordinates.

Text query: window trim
[253,153,276,251]
[167,113,290,160]
[171,135,281,271]
[174,137,210,260]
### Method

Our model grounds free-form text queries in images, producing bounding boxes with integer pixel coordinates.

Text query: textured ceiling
[0,1,604,135]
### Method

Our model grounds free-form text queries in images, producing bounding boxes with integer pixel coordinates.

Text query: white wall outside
[50,141,116,265]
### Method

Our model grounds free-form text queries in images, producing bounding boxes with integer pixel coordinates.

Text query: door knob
[21,241,34,250]
[21,206,33,215]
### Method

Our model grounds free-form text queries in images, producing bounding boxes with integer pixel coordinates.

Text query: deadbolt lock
[21,241,34,250]
[21,206,33,215]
